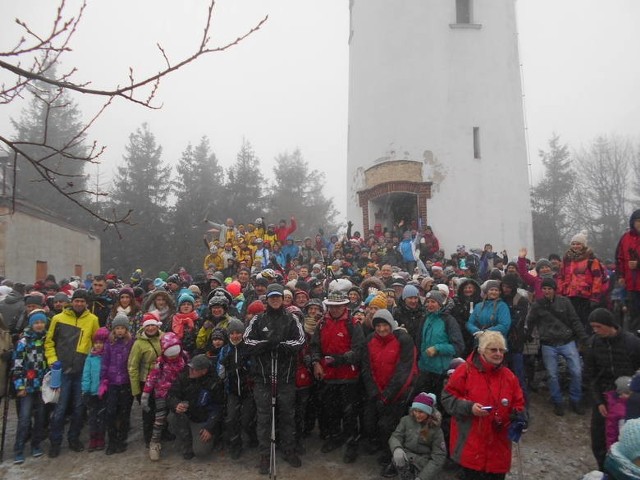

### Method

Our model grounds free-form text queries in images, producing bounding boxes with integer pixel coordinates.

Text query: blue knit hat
[402,284,420,300]
[618,418,640,461]
[178,293,195,306]
[28,310,47,327]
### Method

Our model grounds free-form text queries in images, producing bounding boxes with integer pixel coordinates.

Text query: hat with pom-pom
[571,230,588,246]
[411,392,437,415]
[93,327,110,343]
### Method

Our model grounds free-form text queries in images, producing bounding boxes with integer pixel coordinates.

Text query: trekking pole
[514,441,524,480]
[269,351,278,480]
[0,364,11,463]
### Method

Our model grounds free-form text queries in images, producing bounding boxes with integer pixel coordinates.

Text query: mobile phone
[480,406,493,411]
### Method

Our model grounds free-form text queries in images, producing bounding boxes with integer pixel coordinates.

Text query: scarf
[172,311,198,339]
[117,305,132,315]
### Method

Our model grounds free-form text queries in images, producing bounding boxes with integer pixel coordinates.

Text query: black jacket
[167,367,224,433]
[526,294,587,347]
[584,330,640,406]
[393,302,427,347]
[243,306,305,384]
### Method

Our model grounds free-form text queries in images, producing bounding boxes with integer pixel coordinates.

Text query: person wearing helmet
[142,332,188,461]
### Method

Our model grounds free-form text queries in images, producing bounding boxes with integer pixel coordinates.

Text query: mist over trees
[97,125,339,276]
[531,134,638,260]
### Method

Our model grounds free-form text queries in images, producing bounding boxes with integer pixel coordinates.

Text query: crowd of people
[2,211,640,479]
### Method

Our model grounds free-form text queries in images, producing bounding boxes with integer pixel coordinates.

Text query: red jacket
[362,329,417,404]
[616,226,640,292]
[310,309,364,383]
[274,218,297,245]
[443,352,525,474]
[557,250,603,302]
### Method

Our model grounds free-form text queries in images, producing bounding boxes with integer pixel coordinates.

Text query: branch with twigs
[0,0,268,232]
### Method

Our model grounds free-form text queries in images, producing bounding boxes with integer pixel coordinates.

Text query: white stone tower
[346,0,533,255]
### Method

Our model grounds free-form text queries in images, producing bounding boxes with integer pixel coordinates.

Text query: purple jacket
[605,390,628,449]
[101,337,134,386]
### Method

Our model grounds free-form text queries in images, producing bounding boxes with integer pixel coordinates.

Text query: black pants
[320,382,359,442]
[85,394,106,437]
[570,297,593,334]
[294,387,311,442]
[462,468,505,480]
[105,384,133,447]
[225,392,257,449]
[254,382,296,455]
[362,398,405,456]
[627,291,640,335]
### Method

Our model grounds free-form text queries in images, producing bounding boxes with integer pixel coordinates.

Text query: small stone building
[0,197,100,283]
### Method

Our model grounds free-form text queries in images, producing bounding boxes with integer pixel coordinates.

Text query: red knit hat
[247,300,265,315]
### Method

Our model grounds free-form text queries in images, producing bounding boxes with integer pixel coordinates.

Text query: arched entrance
[357,180,432,234]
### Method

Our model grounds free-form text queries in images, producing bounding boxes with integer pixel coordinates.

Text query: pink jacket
[143,353,188,399]
[605,390,628,449]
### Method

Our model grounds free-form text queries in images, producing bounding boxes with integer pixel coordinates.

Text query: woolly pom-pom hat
[411,392,437,415]
[425,290,445,307]
[368,293,387,310]
[571,230,588,246]
[93,327,110,343]
[111,313,130,330]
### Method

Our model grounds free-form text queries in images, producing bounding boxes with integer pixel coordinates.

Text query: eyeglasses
[486,347,507,354]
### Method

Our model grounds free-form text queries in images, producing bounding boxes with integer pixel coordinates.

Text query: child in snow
[127,312,164,447]
[12,310,49,464]
[100,314,134,454]
[388,392,446,480]
[605,375,632,449]
[172,293,198,355]
[217,318,256,459]
[142,332,188,461]
[82,326,110,452]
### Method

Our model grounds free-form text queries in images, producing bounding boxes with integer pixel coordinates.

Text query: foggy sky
[1,0,639,222]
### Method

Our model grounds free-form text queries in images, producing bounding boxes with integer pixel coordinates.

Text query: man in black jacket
[526,277,587,416]
[585,308,640,471]
[167,354,223,459]
[243,283,305,474]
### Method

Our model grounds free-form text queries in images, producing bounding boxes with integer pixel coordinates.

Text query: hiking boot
[149,442,161,461]
[399,466,414,480]
[68,439,84,452]
[553,403,565,416]
[283,450,302,468]
[48,444,61,458]
[259,454,270,475]
[105,444,118,455]
[183,450,195,460]
[363,438,380,455]
[230,446,242,460]
[381,462,398,477]
[321,435,344,453]
[570,401,586,415]
[343,443,358,464]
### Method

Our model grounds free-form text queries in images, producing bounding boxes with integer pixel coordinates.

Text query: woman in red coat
[442,331,525,480]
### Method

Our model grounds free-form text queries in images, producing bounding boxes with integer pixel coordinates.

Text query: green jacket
[388,412,446,480]
[128,328,163,396]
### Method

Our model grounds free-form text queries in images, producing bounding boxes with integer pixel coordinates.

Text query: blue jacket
[82,352,102,395]
[466,299,511,340]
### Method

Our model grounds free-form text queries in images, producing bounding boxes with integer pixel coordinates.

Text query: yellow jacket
[45,307,99,374]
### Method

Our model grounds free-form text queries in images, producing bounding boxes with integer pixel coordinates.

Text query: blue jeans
[541,341,582,404]
[50,372,85,445]
[14,392,45,454]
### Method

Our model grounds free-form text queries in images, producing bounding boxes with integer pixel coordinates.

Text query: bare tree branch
[0,0,268,228]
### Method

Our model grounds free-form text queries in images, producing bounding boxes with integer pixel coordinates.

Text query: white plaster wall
[347,0,533,256]
[0,211,101,283]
